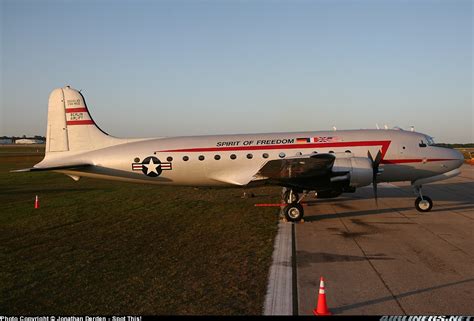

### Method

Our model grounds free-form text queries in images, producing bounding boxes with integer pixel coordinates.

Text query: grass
[0,146,280,315]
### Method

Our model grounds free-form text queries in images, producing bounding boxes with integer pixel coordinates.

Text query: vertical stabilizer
[45,86,121,155]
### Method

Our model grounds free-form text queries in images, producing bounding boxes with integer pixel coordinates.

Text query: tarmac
[265,164,474,315]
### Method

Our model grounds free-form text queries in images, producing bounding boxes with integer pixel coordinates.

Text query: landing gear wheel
[283,203,304,222]
[415,196,433,212]
[283,190,299,204]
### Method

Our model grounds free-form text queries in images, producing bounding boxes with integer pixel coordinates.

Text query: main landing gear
[282,188,299,204]
[413,185,433,212]
[282,188,306,222]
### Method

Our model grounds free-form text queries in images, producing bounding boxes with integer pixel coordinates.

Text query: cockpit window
[426,136,435,145]
[419,136,435,147]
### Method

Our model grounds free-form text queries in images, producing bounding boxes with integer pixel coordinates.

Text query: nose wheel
[413,185,433,212]
[415,196,433,212]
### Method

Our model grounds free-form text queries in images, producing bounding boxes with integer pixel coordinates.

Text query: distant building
[0,138,13,144]
[15,138,44,144]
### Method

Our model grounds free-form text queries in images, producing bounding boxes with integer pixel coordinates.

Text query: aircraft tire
[415,196,433,212]
[283,203,304,222]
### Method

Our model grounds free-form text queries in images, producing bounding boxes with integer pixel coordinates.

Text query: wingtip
[10,168,33,173]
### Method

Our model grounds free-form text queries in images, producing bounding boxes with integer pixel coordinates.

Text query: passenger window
[198,155,205,161]
[230,154,237,160]
[345,150,351,153]
[279,152,286,158]
[329,151,334,154]
[262,153,269,159]
[214,155,221,160]
[246,154,253,159]
[183,156,189,161]
[167,156,173,162]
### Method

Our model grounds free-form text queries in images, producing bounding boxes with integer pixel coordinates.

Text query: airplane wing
[256,153,336,180]
[208,153,337,187]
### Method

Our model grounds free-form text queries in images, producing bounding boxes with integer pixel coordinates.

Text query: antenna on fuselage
[376,124,380,129]
[384,124,388,130]
[410,126,415,132]
[332,126,337,131]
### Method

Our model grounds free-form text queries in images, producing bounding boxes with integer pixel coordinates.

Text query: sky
[0,0,472,143]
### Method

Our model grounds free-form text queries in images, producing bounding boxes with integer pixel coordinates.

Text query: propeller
[368,150,383,205]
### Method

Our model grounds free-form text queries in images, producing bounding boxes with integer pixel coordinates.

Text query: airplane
[13,86,465,222]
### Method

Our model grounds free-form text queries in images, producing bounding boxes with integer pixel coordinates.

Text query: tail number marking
[69,112,84,121]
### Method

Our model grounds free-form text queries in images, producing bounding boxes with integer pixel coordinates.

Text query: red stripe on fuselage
[158,140,392,156]
[66,120,95,125]
[65,107,88,113]
[157,141,457,165]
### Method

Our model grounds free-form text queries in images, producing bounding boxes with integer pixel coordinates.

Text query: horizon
[1,129,473,145]
[1,0,472,143]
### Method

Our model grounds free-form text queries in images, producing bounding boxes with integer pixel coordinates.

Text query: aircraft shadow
[300,181,474,205]
[297,251,394,268]
[304,207,411,222]
[330,278,474,314]
[303,202,474,222]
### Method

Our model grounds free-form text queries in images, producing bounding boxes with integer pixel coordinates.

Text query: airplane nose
[452,149,465,168]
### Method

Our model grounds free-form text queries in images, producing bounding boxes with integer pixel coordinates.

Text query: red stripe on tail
[66,120,95,125]
[65,107,88,113]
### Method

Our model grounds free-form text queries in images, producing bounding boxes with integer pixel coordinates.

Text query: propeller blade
[374,150,383,167]
[368,150,382,206]
[373,180,378,206]
[367,150,374,163]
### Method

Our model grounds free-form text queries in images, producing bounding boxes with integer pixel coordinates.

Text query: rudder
[46,86,120,154]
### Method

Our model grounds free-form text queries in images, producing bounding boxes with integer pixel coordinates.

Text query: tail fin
[46,86,120,153]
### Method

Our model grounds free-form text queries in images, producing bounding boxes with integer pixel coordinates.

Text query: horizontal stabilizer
[10,164,91,173]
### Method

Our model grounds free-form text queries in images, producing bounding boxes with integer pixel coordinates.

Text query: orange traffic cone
[313,276,331,316]
[34,195,39,209]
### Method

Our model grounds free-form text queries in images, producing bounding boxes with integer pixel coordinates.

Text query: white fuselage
[55,129,464,188]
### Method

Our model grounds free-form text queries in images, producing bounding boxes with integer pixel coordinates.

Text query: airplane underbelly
[60,167,226,187]
[380,161,448,183]
[379,164,415,182]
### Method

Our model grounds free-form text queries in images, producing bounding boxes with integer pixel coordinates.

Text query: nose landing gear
[413,185,433,212]
[415,196,433,212]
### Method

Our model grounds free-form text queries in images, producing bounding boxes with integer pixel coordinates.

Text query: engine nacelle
[332,157,373,187]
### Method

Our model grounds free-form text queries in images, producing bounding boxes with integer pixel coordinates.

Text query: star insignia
[143,157,159,176]
[131,156,172,177]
